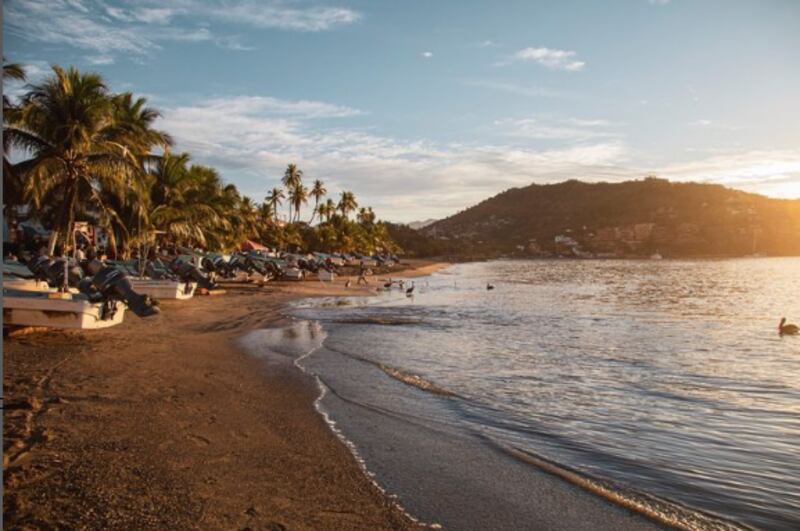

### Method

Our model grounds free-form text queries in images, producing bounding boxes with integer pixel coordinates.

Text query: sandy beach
[3,261,446,530]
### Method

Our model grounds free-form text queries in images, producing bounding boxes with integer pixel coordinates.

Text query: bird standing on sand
[779,317,799,336]
[406,281,415,297]
[345,279,351,288]
[487,283,495,290]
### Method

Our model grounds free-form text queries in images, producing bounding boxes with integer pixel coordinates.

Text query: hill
[398,178,800,258]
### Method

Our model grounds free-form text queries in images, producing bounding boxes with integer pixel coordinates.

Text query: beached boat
[129,278,197,300]
[282,267,305,281]
[3,288,126,329]
[318,269,336,282]
[3,277,66,293]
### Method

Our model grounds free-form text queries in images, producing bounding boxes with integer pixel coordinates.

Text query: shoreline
[3,259,446,529]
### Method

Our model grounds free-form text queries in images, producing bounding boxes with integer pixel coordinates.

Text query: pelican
[406,281,415,296]
[779,317,799,336]
[487,283,495,290]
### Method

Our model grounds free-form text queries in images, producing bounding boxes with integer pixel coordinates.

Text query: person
[357,260,369,285]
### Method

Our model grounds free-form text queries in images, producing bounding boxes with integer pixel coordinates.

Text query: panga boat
[282,267,305,281]
[3,288,126,329]
[129,278,197,300]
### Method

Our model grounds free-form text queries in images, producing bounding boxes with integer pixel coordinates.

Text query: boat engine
[83,260,160,317]
[169,259,216,290]
[27,256,85,288]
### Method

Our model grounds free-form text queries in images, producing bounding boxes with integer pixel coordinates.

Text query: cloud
[421,51,434,58]
[5,0,361,61]
[657,150,800,199]
[462,79,565,99]
[493,117,620,141]
[503,47,586,71]
[206,1,362,31]
[87,55,115,65]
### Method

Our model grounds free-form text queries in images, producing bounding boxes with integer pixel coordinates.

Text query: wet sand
[3,261,444,530]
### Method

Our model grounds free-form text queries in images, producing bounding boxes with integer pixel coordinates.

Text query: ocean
[244,258,800,530]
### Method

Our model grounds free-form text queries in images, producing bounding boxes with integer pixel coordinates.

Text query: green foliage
[4,62,400,257]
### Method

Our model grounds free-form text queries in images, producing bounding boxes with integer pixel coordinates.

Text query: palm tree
[338,191,358,219]
[6,66,151,254]
[288,183,308,223]
[322,198,337,222]
[281,163,303,222]
[309,179,327,223]
[3,60,27,215]
[147,153,219,247]
[265,187,284,221]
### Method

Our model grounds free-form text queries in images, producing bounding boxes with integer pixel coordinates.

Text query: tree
[338,190,358,219]
[265,187,285,221]
[6,66,162,254]
[288,183,308,223]
[3,59,27,214]
[281,163,303,222]
[309,179,327,223]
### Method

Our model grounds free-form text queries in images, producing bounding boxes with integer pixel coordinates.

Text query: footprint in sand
[187,434,211,447]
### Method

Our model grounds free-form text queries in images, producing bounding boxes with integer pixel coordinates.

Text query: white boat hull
[318,270,336,282]
[283,268,304,281]
[3,292,126,329]
[130,279,196,300]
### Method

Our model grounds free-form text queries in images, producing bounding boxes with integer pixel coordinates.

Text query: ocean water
[250,259,800,530]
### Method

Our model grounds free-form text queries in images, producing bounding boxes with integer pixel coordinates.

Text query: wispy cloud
[462,79,565,99]
[206,1,362,31]
[493,117,621,141]
[5,0,361,61]
[421,51,434,58]
[502,47,586,71]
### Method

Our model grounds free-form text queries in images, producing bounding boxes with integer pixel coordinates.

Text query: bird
[406,281,415,296]
[345,279,351,288]
[383,278,393,289]
[779,317,799,336]
[487,283,495,290]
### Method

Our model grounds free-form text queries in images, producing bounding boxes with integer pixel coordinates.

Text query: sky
[4,0,800,222]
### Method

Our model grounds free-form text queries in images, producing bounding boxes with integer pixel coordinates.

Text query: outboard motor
[27,256,85,288]
[169,259,216,290]
[245,256,268,277]
[83,260,160,317]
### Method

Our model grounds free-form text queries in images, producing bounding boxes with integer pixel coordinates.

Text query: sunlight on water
[292,258,800,530]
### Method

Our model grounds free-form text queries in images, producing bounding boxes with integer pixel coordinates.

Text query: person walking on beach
[357,260,369,286]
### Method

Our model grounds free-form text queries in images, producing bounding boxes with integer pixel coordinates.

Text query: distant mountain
[390,178,800,258]
[406,218,438,230]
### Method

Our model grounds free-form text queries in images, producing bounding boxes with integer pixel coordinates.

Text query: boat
[282,267,304,281]
[129,278,197,300]
[3,288,126,329]
[318,269,336,282]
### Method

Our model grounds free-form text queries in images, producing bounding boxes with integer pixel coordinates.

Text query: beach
[3,261,445,530]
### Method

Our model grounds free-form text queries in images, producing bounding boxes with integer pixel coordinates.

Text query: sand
[3,260,446,530]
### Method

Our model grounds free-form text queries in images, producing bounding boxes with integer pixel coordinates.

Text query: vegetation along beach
[4,1,800,530]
